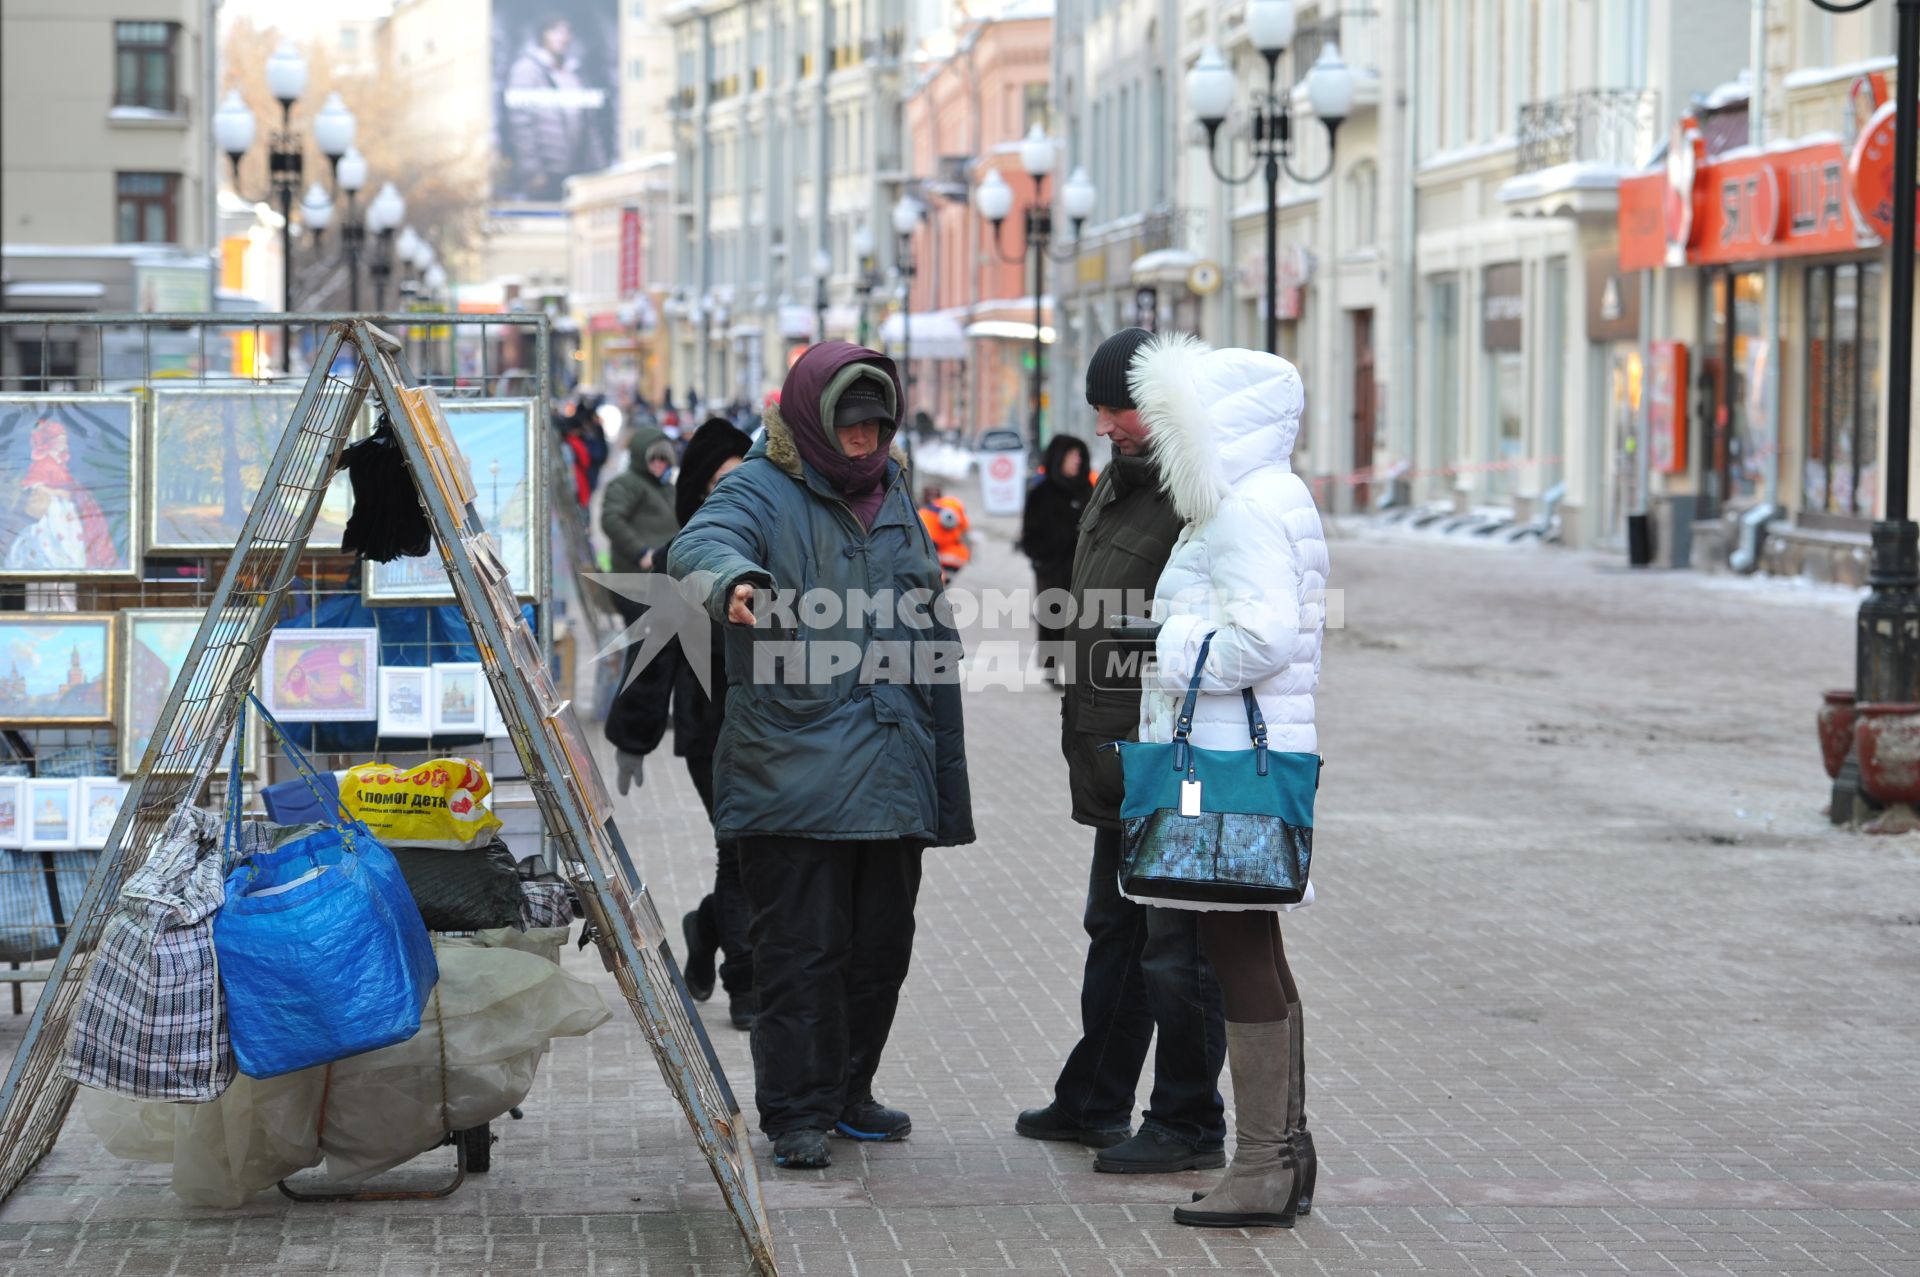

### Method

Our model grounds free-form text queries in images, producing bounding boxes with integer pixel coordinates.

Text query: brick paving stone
[3,523,1920,1274]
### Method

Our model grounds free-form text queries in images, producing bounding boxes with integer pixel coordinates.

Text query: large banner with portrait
[493,0,619,202]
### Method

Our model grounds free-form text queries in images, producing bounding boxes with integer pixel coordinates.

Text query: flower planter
[1818,689,1857,780]
[1853,702,1920,834]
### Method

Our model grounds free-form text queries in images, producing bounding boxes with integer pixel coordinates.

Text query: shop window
[1699,269,1767,512]
[1804,261,1882,520]
[115,21,178,112]
[1427,275,1461,480]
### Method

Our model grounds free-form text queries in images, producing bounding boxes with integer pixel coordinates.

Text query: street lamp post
[1810,0,1920,821]
[217,48,356,369]
[812,247,833,347]
[892,197,923,441]
[365,182,407,311]
[973,128,1097,454]
[852,223,879,347]
[1185,0,1354,356]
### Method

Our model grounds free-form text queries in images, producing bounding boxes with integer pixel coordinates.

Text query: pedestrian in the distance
[614,418,759,1030]
[1015,328,1230,1175]
[668,342,974,1171]
[1019,433,1093,685]
[1130,332,1327,1229]
[602,421,682,581]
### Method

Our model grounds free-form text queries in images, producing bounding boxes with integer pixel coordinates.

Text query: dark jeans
[686,754,753,998]
[737,835,924,1137]
[1051,827,1226,1147]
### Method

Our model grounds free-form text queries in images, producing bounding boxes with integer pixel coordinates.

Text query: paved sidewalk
[2,515,1917,1275]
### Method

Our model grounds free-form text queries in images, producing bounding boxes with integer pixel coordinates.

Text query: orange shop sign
[1619,136,1887,266]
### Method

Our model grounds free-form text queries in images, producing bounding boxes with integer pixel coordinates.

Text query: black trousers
[686,754,753,998]
[1051,827,1227,1146]
[736,835,925,1137]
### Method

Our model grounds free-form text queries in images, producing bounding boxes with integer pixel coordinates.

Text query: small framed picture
[261,628,379,723]
[0,613,116,726]
[377,666,431,738]
[78,777,129,850]
[24,779,79,851]
[430,663,485,735]
[0,778,22,850]
[484,678,510,739]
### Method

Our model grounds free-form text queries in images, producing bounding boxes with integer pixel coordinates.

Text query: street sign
[979,447,1028,515]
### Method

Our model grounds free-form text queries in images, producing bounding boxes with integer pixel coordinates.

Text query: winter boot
[1287,998,1317,1215]
[680,907,717,1002]
[1174,1021,1296,1229]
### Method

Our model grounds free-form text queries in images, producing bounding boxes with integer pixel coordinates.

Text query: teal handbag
[1115,630,1321,906]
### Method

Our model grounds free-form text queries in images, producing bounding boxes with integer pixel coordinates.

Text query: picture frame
[78,777,129,850]
[430,663,485,735]
[0,394,143,580]
[260,627,379,723]
[23,779,79,851]
[0,614,116,726]
[0,778,22,850]
[484,677,510,739]
[377,666,432,738]
[149,387,354,553]
[119,608,264,778]
[365,400,540,604]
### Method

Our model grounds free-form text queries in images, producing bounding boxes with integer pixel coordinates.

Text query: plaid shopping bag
[63,804,235,1102]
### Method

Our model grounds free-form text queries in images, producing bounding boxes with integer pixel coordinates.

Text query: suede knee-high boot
[1173,1021,1295,1228]
[1286,999,1316,1215]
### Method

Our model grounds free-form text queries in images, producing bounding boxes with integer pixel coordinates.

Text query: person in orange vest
[918,485,971,579]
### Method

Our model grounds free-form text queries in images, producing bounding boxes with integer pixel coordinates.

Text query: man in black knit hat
[1015,328,1230,1174]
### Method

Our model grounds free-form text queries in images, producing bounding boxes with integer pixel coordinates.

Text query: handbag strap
[1173,630,1271,774]
[246,691,353,825]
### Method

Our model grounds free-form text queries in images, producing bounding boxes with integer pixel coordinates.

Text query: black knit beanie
[674,418,752,526]
[1085,327,1154,410]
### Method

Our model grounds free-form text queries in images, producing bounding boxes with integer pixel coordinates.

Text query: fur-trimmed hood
[1128,333,1304,526]
[757,403,909,480]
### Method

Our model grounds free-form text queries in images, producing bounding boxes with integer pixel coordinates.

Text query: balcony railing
[1516,88,1660,174]
[1291,6,1379,78]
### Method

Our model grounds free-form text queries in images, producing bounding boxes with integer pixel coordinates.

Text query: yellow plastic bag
[339,758,503,849]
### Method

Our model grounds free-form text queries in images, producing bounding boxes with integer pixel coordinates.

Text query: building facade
[663,0,913,408]
[1615,2,1903,579]
[2,0,216,340]
[900,5,1053,443]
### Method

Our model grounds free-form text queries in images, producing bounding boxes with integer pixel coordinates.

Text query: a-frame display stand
[0,321,778,1275]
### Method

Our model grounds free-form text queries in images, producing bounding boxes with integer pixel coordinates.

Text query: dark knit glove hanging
[338,412,434,562]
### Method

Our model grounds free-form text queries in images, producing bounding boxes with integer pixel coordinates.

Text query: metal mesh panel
[0,320,776,1275]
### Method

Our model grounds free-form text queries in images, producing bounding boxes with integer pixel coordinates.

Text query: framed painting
[0,395,142,579]
[118,608,263,778]
[78,777,129,850]
[0,779,21,850]
[260,627,379,723]
[149,387,354,553]
[430,663,485,735]
[377,666,431,738]
[0,614,114,726]
[484,679,510,739]
[23,779,78,851]
[365,400,539,603]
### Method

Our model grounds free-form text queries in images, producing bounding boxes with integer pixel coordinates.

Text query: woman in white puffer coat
[1129,332,1328,1231]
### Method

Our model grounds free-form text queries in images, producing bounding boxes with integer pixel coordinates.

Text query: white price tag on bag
[1180,779,1203,818]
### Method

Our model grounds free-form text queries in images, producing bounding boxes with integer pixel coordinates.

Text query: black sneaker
[771,1129,832,1168]
[680,909,716,1002]
[729,994,757,1031]
[1015,1103,1131,1149]
[1093,1128,1226,1174]
[834,1099,912,1142]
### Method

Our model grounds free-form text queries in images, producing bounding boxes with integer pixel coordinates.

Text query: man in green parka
[667,341,974,1171]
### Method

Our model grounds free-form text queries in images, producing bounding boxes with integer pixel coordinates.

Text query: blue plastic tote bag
[213,696,438,1078]
[1115,631,1321,906]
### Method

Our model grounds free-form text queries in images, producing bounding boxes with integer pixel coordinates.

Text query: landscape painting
[0,616,114,725]
[366,400,537,601]
[149,388,353,552]
[0,395,141,579]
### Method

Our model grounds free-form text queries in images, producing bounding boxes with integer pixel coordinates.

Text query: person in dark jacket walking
[1014,328,1230,1173]
[614,419,757,1029]
[668,341,974,1171]
[1020,433,1092,684]
[602,421,683,580]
